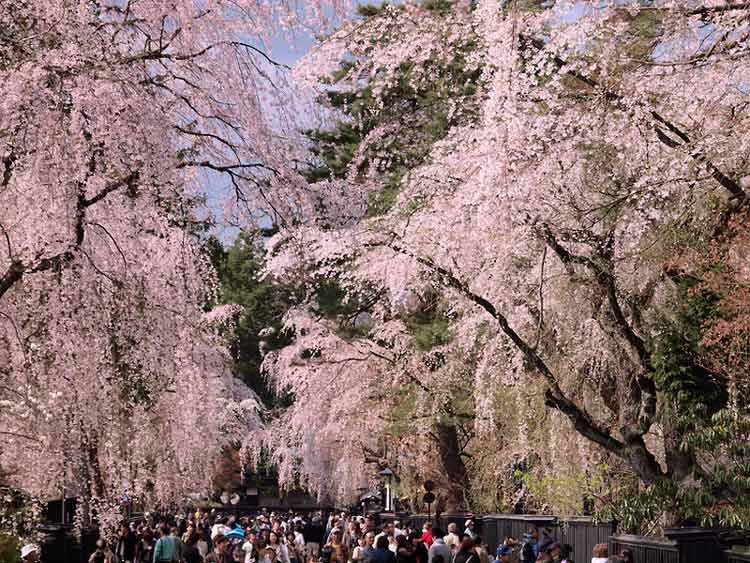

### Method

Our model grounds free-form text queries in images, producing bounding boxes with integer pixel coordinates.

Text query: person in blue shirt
[153,525,180,563]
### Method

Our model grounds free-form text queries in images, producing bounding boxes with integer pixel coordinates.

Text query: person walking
[395,535,415,563]
[206,535,234,563]
[473,537,489,563]
[244,530,259,563]
[20,545,40,563]
[197,530,211,559]
[115,523,137,563]
[154,525,180,563]
[343,520,362,552]
[360,532,377,563]
[171,527,186,562]
[420,524,433,549]
[263,546,280,563]
[305,517,325,560]
[519,529,539,563]
[269,532,290,563]
[324,529,349,563]
[135,530,155,563]
[89,539,116,563]
[443,525,460,555]
[373,536,397,563]
[410,532,428,563]
[287,532,304,563]
[376,524,399,555]
[183,534,204,563]
[353,536,368,563]
[427,530,450,563]
[452,538,479,563]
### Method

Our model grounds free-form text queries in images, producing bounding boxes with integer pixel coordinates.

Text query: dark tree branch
[612,3,750,16]
[370,240,628,457]
[527,38,746,202]
[178,159,278,176]
[650,112,746,200]
[2,146,16,188]
[0,172,139,301]
[122,39,290,69]
[0,261,24,301]
[175,126,243,161]
[539,224,657,431]
[539,225,650,367]
[534,245,546,350]
[83,171,139,207]
[0,430,42,443]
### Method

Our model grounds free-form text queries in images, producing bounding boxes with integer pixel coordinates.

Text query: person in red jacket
[420,523,434,548]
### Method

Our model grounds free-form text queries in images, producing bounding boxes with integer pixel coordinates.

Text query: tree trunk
[434,421,469,512]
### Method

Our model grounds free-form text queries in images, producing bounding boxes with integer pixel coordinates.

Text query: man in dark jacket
[519,528,539,563]
[115,523,137,563]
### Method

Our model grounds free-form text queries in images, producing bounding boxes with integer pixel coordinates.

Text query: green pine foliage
[651,278,728,422]
[206,233,298,407]
[302,1,483,218]
[405,307,452,352]
[311,278,381,340]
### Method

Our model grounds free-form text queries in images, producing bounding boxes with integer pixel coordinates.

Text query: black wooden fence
[612,528,750,563]
[481,514,612,561]
[610,534,679,563]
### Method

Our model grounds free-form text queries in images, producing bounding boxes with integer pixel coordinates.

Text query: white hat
[21,544,38,558]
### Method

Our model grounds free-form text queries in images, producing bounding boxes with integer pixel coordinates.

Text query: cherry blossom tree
[0,0,338,533]
[265,0,750,524]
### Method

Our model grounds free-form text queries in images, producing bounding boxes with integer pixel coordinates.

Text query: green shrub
[0,533,21,563]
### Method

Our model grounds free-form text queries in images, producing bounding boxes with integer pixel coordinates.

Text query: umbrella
[226,527,246,540]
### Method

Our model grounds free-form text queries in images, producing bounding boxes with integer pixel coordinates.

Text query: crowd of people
[18,510,636,563]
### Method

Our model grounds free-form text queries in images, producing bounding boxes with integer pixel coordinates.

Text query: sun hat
[21,545,38,558]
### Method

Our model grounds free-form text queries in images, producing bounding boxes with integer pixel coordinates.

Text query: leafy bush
[0,533,21,563]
